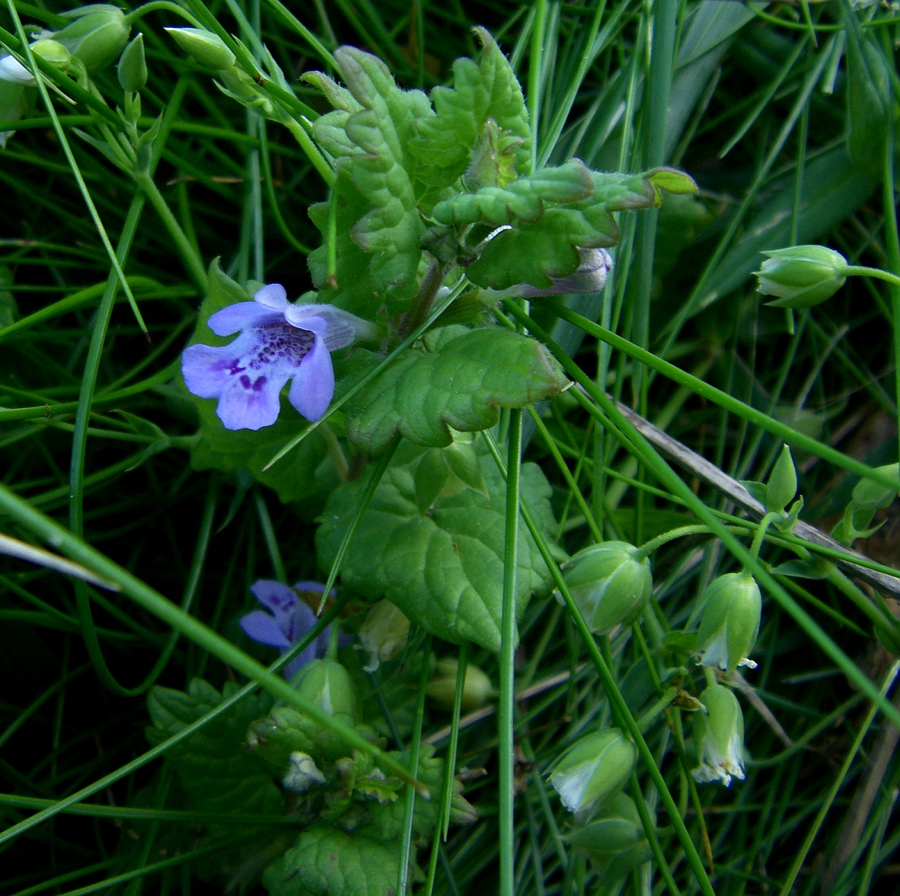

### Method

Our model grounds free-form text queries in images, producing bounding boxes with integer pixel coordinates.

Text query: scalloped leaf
[307,47,434,312]
[344,326,569,455]
[431,159,593,225]
[146,680,282,822]
[316,441,563,652]
[467,168,697,290]
[263,825,404,896]
[410,27,531,187]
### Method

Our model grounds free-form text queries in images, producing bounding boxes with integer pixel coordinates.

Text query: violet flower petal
[287,336,334,423]
[254,282,288,311]
[207,302,279,337]
[251,580,299,630]
[240,610,293,648]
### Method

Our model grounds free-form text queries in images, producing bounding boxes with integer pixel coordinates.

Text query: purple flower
[240,580,335,678]
[182,283,375,430]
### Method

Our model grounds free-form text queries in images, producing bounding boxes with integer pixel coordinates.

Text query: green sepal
[317,441,563,652]
[769,556,834,580]
[146,680,282,821]
[831,463,900,545]
[409,27,531,186]
[344,326,569,455]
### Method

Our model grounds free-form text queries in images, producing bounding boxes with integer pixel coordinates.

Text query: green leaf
[431,160,594,226]
[344,326,569,455]
[146,680,282,821]
[263,824,404,896]
[191,405,334,509]
[316,440,563,652]
[308,47,434,312]
[410,27,531,187]
[843,6,893,168]
[467,169,695,290]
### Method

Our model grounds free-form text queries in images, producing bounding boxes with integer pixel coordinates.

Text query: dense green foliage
[1,2,899,895]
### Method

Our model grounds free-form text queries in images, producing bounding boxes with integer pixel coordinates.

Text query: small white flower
[0,54,36,85]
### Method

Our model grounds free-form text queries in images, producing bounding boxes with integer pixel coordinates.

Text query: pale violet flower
[182,283,375,430]
[692,685,746,787]
[239,580,335,679]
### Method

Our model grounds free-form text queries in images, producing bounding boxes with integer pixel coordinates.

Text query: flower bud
[692,685,745,787]
[549,728,636,819]
[560,542,652,635]
[282,750,326,794]
[52,5,130,72]
[356,600,410,672]
[117,34,146,92]
[520,248,613,296]
[565,793,651,879]
[755,245,849,309]
[767,444,798,514]
[164,27,236,70]
[695,572,761,672]
[291,658,359,726]
[426,658,495,711]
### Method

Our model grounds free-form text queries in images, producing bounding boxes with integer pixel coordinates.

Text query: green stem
[525,297,899,492]
[124,1,206,28]
[498,411,522,896]
[281,116,336,188]
[134,172,208,294]
[749,511,781,561]
[396,259,449,344]
[844,265,900,288]
[482,431,716,896]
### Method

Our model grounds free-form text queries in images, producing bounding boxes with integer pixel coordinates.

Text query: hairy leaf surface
[345,326,569,455]
[317,441,562,652]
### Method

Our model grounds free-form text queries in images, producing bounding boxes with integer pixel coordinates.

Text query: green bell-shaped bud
[692,684,745,787]
[117,34,146,92]
[32,38,72,71]
[560,541,652,635]
[426,658,495,712]
[754,245,849,309]
[566,793,652,879]
[549,728,636,820]
[695,572,761,672]
[52,5,130,72]
[291,658,359,726]
[164,27,236,70]
[356,599,410,672]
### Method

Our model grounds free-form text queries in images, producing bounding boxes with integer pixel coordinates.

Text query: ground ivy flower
[182,283,376,430]
[240,580,335,678]
[692,684,746,787]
